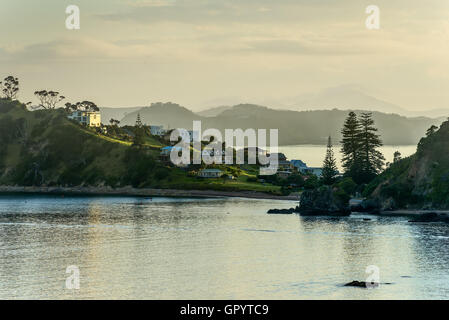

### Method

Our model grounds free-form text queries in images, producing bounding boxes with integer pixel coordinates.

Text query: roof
[271,153,287,161]
[291,159,307,167]
[161,146,183,151]
[200,169,223,173]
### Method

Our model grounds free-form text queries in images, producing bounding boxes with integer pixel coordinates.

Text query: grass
[0,100,283,194]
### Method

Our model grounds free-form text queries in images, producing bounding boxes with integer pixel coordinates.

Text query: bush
[337,177,357,196]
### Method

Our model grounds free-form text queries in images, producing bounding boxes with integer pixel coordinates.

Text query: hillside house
[291,159,307,171]
[68,111,101,127]
[279,160,293,171]
[299,167,323,177]
[276,171,292,179]
[160,146,183,156]
[198,169,224,178]
[150,125,166,136]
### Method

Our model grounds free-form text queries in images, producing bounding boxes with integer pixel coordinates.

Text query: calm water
[279,145,417,170]
[1,195,449,299]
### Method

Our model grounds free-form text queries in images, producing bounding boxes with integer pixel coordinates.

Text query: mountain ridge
[113,102,445,146]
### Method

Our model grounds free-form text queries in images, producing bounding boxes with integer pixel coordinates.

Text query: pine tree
[340,111,362,177]
[357,112,385,182]
[135,113,143,128]
[133,113,145,146]
[322,136,338,185]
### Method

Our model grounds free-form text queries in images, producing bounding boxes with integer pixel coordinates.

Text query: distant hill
[100,107,142,124]
[407,108,449,118]
[366,120,449,209]
[118,102,443,146]
[196,106,232,117]
[289,85,407,115]
[120,102,205,128]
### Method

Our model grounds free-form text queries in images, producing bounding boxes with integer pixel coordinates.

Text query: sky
[1,0,449,111]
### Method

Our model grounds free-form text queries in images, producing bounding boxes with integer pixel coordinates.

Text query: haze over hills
[100,107,142,124]
[197,106,233,117]
[194,85,449,118]
[120,102,205,129]
[287,85,408,115]
[113,102,444,146]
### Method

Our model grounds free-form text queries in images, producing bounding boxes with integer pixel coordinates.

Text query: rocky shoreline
[0,185,300,201]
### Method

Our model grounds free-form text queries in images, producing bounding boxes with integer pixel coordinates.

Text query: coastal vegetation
[0,76,284,195]
[2,74,448,208]
[364,119,449,209]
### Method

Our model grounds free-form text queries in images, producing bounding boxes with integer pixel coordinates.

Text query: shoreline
[378,210,449,216]
[0,185,300,201]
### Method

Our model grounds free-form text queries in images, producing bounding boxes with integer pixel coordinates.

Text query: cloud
[0,38,159,62]
[122,0,175,7]
[97,0,335,25]
[238,39,380,56]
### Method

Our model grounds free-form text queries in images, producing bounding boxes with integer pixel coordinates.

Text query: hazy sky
[1,0,449,110]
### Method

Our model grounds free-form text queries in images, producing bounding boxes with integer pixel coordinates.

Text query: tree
[393,151,401,163]
[133,113,145,146]
[221,174,229,184]
[322,136,338,185]
[340,111,362,177]
[65,101,99,113]
[426,125,438,136]
[0,76,19,100]
[34,90,65,109]
[109,118,120,126]
[108,118,120,136]
[135,113,143,127]
[357,112,385,183]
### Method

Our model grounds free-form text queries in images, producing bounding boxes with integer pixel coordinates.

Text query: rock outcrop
[366,120,449,210]
[298,186,351,216]
[267,207,300,214]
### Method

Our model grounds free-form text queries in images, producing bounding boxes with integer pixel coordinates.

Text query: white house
[150,125,166,136]
[160,146,183,156]
[300,167,323,177]
[198,169,224,178]
[68,111,101,127]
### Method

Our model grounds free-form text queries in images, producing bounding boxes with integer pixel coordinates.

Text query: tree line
[1,75,99,113]
[321,111,385,186]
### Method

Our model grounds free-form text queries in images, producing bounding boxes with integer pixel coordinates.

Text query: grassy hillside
[364,119,449,209]
[0,99,279,194]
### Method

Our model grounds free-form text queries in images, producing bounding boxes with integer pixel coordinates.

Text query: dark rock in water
[267,206,300,214]
[409,212,449,223]
[344,281,369,288]
[298,186,351,216]
[344,281,381,288]
[363,218,371,221]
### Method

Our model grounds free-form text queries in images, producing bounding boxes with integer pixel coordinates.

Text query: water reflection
[0,195,448,299]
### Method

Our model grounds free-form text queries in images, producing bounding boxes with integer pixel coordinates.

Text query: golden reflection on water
[0,195,448,299]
